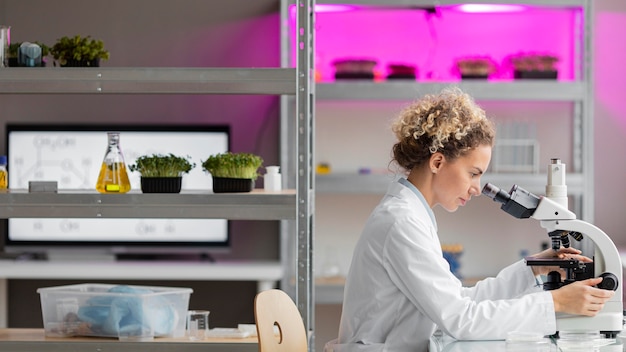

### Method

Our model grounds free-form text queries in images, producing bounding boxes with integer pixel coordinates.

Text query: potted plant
[128,153,195,193]
[50,35,110,67]
[202,152,263,193]
[508,53,559,79]
[454,56,497,79]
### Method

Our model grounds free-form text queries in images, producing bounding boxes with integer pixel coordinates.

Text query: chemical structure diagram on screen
[11,134,97,189]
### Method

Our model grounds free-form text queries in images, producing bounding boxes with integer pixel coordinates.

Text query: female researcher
[329,87,614,352]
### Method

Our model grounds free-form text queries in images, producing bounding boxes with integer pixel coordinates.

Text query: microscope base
[556,302,623,337]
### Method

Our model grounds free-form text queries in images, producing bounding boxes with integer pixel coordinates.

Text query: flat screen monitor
[4,123,230,261]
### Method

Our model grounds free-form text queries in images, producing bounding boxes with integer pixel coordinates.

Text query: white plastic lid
[266,166,280,174]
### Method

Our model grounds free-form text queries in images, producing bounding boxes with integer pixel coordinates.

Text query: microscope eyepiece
[482,183,511,205]
[482,183,540,219]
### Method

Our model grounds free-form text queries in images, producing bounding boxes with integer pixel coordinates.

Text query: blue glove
[77,285,175,337]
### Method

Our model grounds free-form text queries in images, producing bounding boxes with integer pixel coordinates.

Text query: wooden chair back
[254,289,308,352]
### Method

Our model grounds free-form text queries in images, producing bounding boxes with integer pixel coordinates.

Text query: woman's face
[432,144,492,212]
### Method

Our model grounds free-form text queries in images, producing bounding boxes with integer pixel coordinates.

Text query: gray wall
[593,0,626,248]
[0,0,282,327]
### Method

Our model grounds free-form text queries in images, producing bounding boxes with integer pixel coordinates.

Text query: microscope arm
[530,194,621,288]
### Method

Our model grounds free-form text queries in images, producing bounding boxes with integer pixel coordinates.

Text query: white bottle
[264,166,282,192]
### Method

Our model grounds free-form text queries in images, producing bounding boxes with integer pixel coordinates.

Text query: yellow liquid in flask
[96,162,131,193]
[0,169,6,189]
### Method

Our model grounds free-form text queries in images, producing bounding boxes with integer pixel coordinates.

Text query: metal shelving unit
[314,0,593,305]
[0,0,316,350]
[314,0,592,211]
[314,0,593,218]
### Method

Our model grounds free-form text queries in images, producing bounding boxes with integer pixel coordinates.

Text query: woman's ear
[429,152,445,173]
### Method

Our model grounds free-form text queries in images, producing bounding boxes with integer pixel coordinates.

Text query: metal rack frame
[313,0,592,220]
[313,0,593,307]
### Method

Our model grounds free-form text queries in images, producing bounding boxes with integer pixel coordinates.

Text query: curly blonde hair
[391,86,495,171]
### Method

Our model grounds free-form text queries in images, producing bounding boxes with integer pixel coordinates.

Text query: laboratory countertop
[0,328,257,352]
[429,332,626,351]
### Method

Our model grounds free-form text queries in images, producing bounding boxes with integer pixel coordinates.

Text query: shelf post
[295,0,316,350]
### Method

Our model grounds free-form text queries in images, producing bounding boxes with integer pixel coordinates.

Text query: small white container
[264,166,282,192]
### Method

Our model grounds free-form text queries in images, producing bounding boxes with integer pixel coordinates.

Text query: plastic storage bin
[38,283,193,340]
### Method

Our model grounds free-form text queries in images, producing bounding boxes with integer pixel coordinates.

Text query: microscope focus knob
[543,271,563,290]
[597,272,619,291]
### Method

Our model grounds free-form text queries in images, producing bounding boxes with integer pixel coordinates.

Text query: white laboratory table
[0,328,257,352]
[429,332,625,351]
[427,250,626,351]
[0,260,282,328]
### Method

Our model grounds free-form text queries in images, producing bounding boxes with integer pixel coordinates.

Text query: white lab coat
[329,179,556,352]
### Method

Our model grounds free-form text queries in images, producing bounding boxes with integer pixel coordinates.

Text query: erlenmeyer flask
[96,132,131,193]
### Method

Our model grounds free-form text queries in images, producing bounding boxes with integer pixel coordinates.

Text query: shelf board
[0,260,283,281]
[0,330,257,352]
[316,0,585,7]
[316,173,584,195]
[0,68,296,95]
[316,81,585,101]
[0,189,296,220]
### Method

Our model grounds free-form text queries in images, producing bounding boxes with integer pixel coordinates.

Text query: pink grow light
[315,4,358,12]
[452,4,526,13]
[290,5,580,82]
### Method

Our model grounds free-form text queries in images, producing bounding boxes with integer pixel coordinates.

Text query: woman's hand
[551,278,615,316]
[529,247,592,277]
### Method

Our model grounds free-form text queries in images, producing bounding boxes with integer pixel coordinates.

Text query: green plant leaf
[50,35,109,63]
[201,152,263,180]
[128,153,195,177]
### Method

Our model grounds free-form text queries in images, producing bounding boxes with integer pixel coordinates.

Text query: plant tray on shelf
[212,177,254,193]
[61,58,100,67]
[334,72,375,80]
[386,73,416,80]
[140,176,182,193]
[514,69,557,79]
[461,74,489,80]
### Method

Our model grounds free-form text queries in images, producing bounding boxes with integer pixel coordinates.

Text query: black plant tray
[461,74,489,80]
[140,176,182,193]
[212,177,254,193]
[386,73,416,80]
[334,72,375,80]
[514,69,558,79]
[60,58,101,67]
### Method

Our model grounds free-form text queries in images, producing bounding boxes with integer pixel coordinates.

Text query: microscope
[482,159,623,337]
